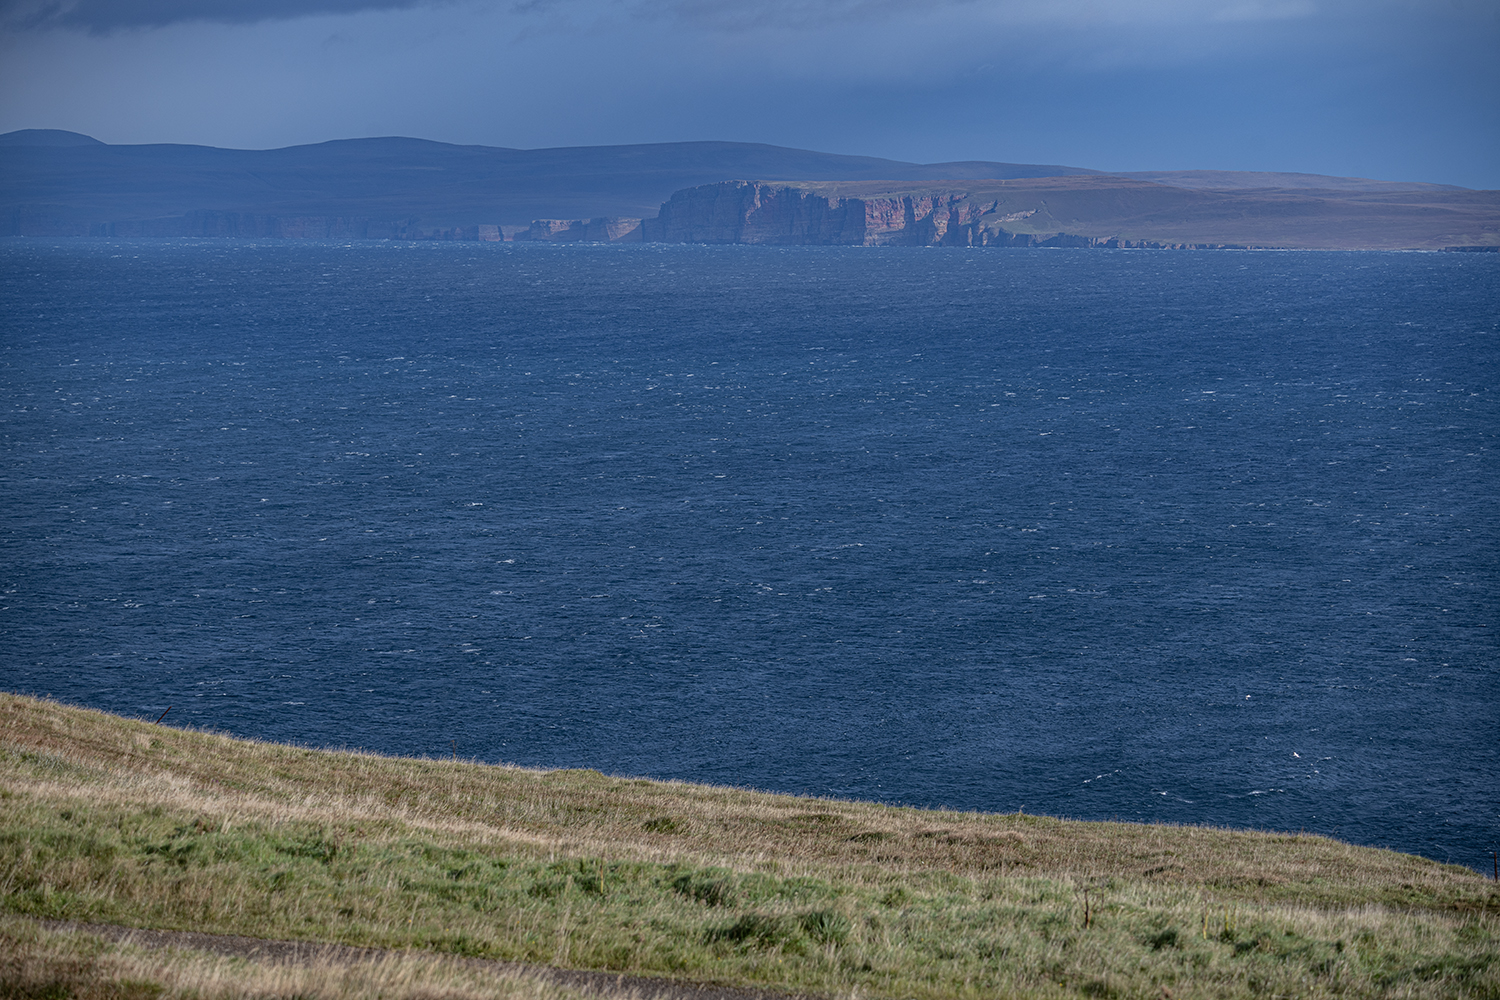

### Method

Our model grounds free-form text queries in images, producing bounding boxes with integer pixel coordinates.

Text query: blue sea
[2,239,1496,870]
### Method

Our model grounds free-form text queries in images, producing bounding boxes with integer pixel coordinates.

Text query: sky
[0,0,1496,187]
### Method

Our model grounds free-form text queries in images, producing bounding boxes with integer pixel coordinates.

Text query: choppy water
[3,239,1497,869]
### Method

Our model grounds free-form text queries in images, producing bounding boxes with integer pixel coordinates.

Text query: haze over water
[3,240,1496,870]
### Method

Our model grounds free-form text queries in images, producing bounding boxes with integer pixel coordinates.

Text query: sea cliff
[638,179,1247,248]
[512,217,642,242]
[642,180,986,245]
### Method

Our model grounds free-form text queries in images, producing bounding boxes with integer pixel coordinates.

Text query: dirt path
[37,920,814,1000]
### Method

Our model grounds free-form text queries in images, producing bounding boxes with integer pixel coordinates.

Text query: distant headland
[2,130,1496,250]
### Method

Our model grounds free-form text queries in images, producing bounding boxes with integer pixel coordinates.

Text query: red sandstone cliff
[638,179,1254,248]
[513,217,642,242]
[640,181,983,245]
[636,177,1500,250]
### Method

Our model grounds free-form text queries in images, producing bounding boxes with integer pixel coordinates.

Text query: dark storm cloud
[2,0,972,33]
[1,0,442,32]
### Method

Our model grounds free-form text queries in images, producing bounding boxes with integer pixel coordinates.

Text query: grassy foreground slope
[2,694,1496,999]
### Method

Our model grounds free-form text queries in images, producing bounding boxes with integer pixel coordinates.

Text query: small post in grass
[154,706,171,725]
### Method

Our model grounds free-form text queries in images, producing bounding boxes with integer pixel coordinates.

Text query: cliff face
[642,182,925,245]
[640,181,1153,247]
[642,183,866,244]
[635,178,1500,250]
[513,217,642,242]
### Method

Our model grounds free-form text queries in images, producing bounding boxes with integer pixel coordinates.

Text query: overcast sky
[1,0,1496,187]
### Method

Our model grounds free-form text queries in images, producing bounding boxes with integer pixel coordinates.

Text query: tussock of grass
[2,693,1497,999]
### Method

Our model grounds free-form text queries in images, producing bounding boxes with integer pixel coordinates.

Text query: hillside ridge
[5,131,1494,248]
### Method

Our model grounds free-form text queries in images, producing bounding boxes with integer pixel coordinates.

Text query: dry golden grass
[0,914,602,1000]
[2,693,1497,999]
[1,693,1483,906]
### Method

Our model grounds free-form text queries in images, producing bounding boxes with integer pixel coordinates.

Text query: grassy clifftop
[2,693,1496,998]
